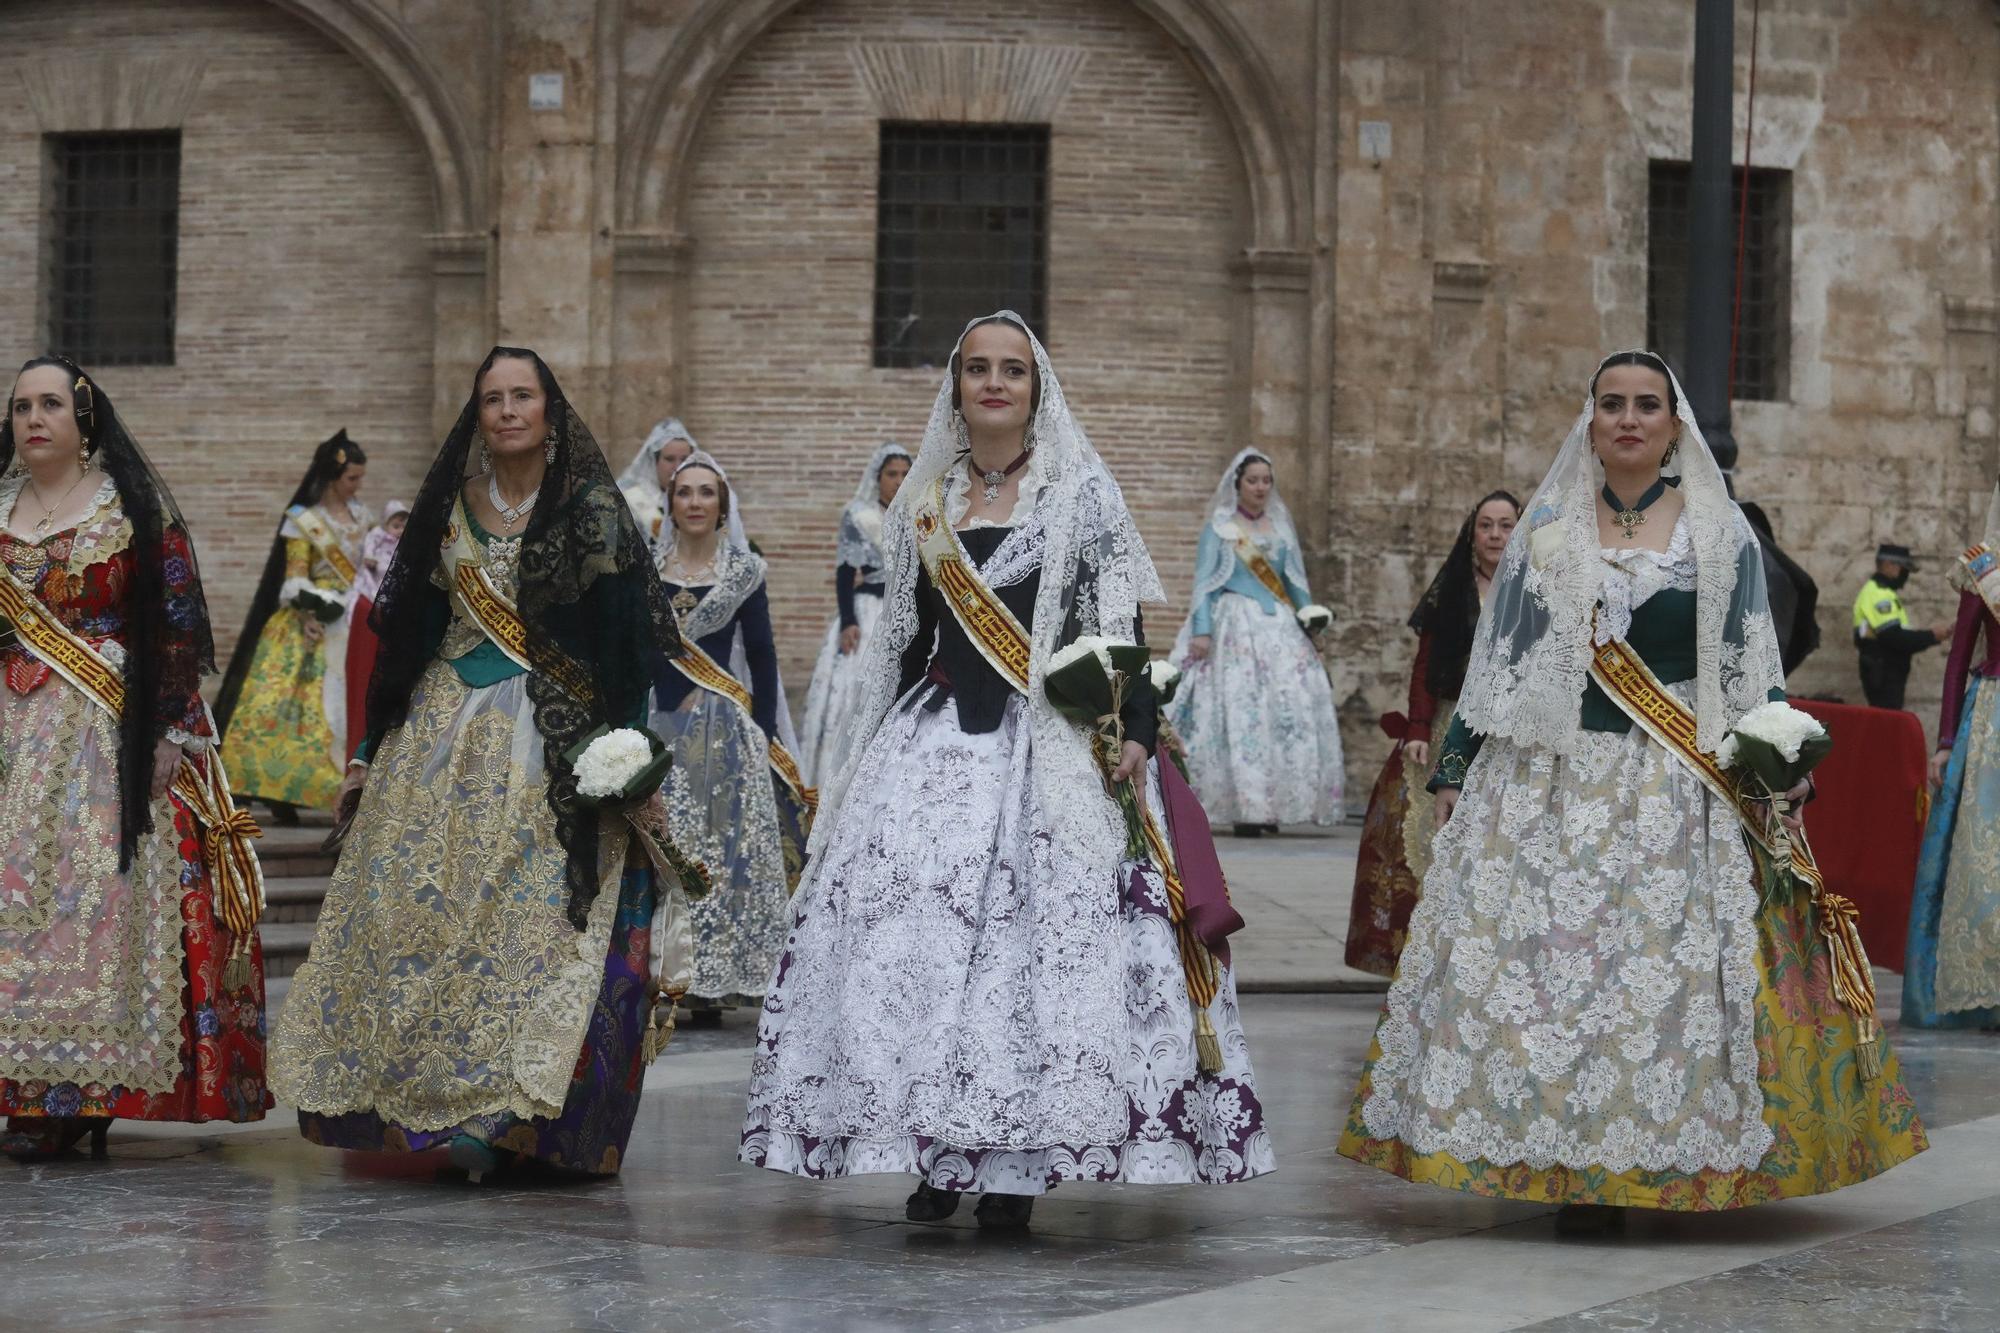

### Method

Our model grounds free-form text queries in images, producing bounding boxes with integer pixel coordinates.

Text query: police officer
[1852,542,1954,709]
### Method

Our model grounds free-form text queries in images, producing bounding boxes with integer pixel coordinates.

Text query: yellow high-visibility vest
[1852,577,1909,640]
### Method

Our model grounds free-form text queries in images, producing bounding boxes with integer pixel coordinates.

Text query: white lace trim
[1595,511,1697,646]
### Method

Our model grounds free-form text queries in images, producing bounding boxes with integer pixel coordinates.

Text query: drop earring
[479,439,492,473]
[77,439,91,470]
[544,431,557,465]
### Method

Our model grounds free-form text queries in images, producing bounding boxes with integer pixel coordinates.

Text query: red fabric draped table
[1793,698,1927,973]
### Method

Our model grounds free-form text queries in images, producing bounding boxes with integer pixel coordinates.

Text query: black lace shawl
[364,348,683,927]
[1,356,217,869]
[213,429,365,735]
[1409,490,1521,701]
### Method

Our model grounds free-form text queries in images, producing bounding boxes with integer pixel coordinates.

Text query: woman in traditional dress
[648,450,810,1021]
[1339,351,1925,1229]
[342,499,409,761]
[270,347,684,1181]
[215,431,373,821]
[1,356,270,1158]
[798,442,913,785]
[616,417,697,545]
[1904,475,2000,1029]
[1168,449,1344,835]
[1345,491,1520,976]
[741,312,1273,1230]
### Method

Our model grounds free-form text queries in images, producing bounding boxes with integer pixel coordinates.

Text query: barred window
[873,123,1049,368]
[1646,160,1792,402]
[43,131,182,367]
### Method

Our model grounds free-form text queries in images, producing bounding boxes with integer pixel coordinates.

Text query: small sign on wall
[529,73,564,111]
[1359,120,1391,162]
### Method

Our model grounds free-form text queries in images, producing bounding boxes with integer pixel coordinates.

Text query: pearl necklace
[487,470,539,530]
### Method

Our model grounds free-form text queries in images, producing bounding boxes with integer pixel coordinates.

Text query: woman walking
[0,356,269,1158]
[798,442,912,785]
[1167,449,1344,834]
[1903,474,2000,1029]
[215,431,372,818]
[270,348,685,1180]
[649,450,809,1019]
[1338,352,1924,1228]
[741,313,1272,1230]
[1345,490,1519,976]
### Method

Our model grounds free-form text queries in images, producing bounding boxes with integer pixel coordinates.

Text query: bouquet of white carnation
[1046,635,1152,860]
[566,725,673,809]
[1296,604,1333,634]
[1146,658,1182,705]
[1716,701,1832,904]
[281,577,347,624]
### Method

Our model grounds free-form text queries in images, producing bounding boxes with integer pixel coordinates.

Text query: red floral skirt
[2,793,273,1125]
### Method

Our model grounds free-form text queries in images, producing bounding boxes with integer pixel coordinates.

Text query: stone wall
[670,0,1248,678]
[5,0,1996,802]
[0,0,437,657]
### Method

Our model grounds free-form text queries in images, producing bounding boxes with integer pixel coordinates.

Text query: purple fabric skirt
[298,869,654,1177]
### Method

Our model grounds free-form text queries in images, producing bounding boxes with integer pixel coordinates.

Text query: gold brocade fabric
[0,510,191,1094]
[217,533,347,808]
[268,658,625,1131]
[1935,678,2000,1011]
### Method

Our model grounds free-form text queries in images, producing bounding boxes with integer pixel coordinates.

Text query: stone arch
[617,0,1303,251]
[264,0,483,234]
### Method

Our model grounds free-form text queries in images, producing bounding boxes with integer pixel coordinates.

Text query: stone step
[252,824,338,879]
[257,921,319,981]
[262,875,330,925]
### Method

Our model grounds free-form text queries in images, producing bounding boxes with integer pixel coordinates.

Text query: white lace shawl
[834,442,912,571]
[1454,355,1784,758]
[809,311,1167,866]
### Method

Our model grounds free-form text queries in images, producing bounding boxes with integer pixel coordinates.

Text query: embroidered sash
[667,635,817,816]
[289,504,358,589]
[1960,544,2000,622]
[1587,633,1882,1077]
[1229,526,1294,607]
[440,500,596,707]
[0,563,266,961]
[914,478,1223,1029]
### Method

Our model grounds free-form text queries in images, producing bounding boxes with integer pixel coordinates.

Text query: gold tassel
[222,939,252,995]
[640,992,682,1064]
[1855,1016,1884,1083]
[1194,1005,1222,1076]
[1817,892,1883,1083]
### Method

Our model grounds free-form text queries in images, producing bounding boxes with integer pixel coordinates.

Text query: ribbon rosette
[564,724,674,811]
[1045,635,1152,860]
[1715,701,1832,905]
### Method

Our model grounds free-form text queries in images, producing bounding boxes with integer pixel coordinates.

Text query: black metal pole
[1688,0,1738,479]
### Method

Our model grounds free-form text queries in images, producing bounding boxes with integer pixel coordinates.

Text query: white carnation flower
[1049,634,1113,675]
[1723,700,1826,763]
[1146,659,1181,694]
[1296,604,1333,631]
[573,728,655,799]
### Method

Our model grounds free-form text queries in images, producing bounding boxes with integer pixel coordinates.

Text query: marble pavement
[4,829,1997,1332]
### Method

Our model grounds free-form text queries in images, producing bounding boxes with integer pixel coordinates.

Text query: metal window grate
[873,123,1049,368]
[44,131,181,367]
[1646,160,1791,402]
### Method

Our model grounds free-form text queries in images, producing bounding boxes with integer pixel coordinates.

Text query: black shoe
[1554,1203,1626,1236]
[1261,823,1280,835]
[973,1192,1034,1231]
[265,801,301,828]
[1231,823,1263,839]
[681,1004,724,1030]
[905,1181,962,1222]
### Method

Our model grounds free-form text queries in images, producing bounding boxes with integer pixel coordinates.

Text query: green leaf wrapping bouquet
[1715,701,1833,906]
[281,576,347,624]
[1044,636,1151,861]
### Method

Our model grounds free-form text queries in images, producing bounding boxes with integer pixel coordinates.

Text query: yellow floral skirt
[1337,721,1926,1210]
[219,608,342,809]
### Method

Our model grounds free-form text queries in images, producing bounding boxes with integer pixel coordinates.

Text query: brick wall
[670,0,1249,707]
[0,0,437,665]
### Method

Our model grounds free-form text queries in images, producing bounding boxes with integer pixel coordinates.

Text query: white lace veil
[1170,446,1311,657]
[1454,352,1784,758]
[836,441,913,569]
[616,418,697,534]
[656,449,798,750]
[810,310,1166,857]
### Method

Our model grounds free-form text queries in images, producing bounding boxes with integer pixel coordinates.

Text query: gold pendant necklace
[28,468,93,538]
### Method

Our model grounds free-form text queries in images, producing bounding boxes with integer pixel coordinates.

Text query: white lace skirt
[741,690,1274,1194]
[1170,593,1345,825]
[797,592,883,788]
[1357,692,1773,1176]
